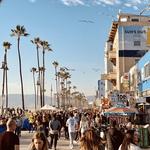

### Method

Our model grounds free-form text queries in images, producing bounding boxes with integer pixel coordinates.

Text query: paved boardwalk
[20,131,150,150]
[20,131,79,150]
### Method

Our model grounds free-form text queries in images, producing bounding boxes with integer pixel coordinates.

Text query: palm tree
[3,42,11,108]
[40,40,52,106]
[31,37,43,108]
[11,25,29,110]
[39,66,45,107]
[1,61,5,114]
[31,67,37,111]
[52,61,59,107]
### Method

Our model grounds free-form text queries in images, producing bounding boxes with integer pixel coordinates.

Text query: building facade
[136,51,150,103]
[101,13,150,98]
[98,80,105,99]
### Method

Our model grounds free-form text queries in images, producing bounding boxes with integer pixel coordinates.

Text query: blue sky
[0,0,149,97]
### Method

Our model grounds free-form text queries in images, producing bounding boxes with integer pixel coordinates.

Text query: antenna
[140,4,150,15]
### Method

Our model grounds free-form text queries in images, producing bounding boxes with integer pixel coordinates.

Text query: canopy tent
[40,104,58,111]
[68,106,78,111]
[104,107,138,115]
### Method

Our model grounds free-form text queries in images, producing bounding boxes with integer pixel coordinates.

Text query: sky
[0,0,150,97]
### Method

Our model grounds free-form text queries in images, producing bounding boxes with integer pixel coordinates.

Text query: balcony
[101,71,116,80]
[108,50,116,65]
[108,50,116,59]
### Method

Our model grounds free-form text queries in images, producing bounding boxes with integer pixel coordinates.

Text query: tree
[31,37,43,107]
[11,25,29,110]
[52,61,59,107]
[3,42,11,108]
[31,67,37,110]
[40,40,52,106]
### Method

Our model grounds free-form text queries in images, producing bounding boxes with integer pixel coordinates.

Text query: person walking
[79,114,89,137]
[0,118,20,150]
[66,112,78,149]
[49,113,61,150]
[28,131,49,150]
[118,129,141,150]
[80,128,105,150]
[105,120,124,150]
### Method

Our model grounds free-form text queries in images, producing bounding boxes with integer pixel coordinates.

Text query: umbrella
[104,107,138,115]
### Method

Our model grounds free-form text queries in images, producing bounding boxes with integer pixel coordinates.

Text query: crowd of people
[0,107,150,150]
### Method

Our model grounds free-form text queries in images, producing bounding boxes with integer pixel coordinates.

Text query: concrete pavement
[20,131,150,150]
[20,131,79,150]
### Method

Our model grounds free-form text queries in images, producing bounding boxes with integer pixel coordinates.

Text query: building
[98,80,105,99]
[136,50,150,104]
[101,13,150,98]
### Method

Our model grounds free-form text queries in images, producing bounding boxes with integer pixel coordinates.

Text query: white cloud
[61,0,84,6]
[28,0,37,3]
[133,6,139,10]
[94,0,121,5]
[124,3,132,7]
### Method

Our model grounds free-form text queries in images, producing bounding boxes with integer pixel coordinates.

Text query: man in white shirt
[66,112,78,149]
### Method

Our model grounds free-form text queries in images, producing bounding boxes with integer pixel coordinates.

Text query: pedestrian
[0,118,20,150]
[80,128,105,150]
[28,131,49,150]
[0,117,7,134]
[118,129,141,150]
[105,120,124,150]
[66,112,78,149]
[49,113,61,150]
[79,114,89,137]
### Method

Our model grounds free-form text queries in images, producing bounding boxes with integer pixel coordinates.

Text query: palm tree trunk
[55,67,59,108]
[40,70,43,107]
[1,65,5,114]
[5,68,8,108]
[36,81,39,107]
[5,50,8,109]
[36,46,43,107]
[42,49,45,106]
[33,72,36,110]
[17,37,25,110]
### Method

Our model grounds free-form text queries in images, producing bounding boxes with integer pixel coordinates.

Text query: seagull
[79,19,95,23]
[63,67,75,71]
[92,68,101,72]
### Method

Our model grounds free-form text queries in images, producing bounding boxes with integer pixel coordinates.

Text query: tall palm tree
[52,61,59,107]
[3,42,11,108]
[31,37,43,107]
[40,40,52,106]
[31,67,37,111]
[39,66,45,107]
[11,25,29,110]
[1,61,5,114]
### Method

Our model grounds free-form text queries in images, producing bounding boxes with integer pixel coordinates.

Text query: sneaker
[70,144,73,149]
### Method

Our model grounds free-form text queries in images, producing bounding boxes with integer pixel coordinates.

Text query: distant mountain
[3,94,95,109]
[5,94,53,109]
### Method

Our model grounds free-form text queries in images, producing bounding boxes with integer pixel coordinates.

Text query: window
[131,18,139,22]
[144,63,150,78]
[120,17,127,22]
[134,41,141,46]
